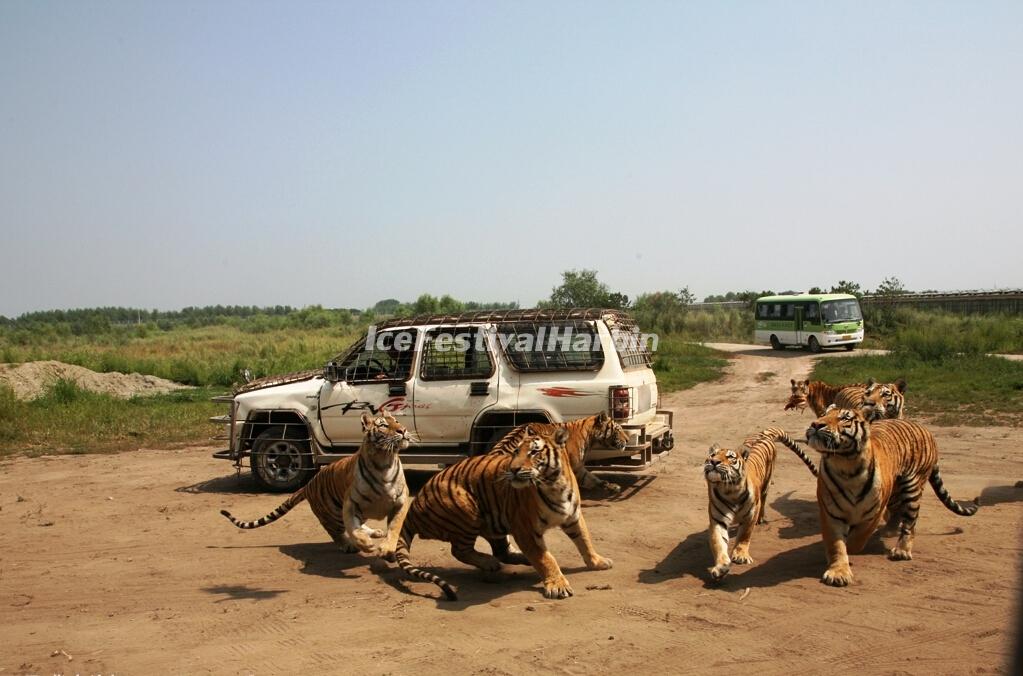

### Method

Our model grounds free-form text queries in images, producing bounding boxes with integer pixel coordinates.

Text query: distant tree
[678,287,696,306]
[412,294,440,315]
[829,281,863,297]
[372,298,402,315]
[545,270,629,309]
[808,286,824,294]
[875,276,907,297]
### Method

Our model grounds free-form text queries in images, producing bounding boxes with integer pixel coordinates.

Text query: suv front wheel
[251,427,315,492]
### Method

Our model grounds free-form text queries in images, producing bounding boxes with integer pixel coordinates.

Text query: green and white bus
[753,294,864,353]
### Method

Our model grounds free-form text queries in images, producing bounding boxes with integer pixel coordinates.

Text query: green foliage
[651,338,730,392]
[811,353,1023,426]
[543,270,629,309]
[829,281,863,297]
[874,276,907,297]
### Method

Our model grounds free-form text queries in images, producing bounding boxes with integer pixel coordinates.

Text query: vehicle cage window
[337,329,418,383]
[420,327,494,381]
[497,321,604,372]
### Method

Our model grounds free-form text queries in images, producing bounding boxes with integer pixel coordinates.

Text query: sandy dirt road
[2,346,1021,675]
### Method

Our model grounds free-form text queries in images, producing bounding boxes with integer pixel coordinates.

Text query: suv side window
[420,327,494,381]
[498,321,604,372]
[337,329,418,383]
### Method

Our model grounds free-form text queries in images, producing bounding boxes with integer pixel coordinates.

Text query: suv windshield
[820,299,862,323]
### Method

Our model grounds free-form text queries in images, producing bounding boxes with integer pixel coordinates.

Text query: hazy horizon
[2,2,1021,318]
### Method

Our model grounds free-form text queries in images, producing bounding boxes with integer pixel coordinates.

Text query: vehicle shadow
[176,472,263,495]
[769,491,821,540]
[596,473,658,503]
[979,483,1023,507]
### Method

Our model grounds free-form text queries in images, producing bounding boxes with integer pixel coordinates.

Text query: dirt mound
[0,361,192,400]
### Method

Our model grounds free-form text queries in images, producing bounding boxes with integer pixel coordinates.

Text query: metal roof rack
[375,307,633,330]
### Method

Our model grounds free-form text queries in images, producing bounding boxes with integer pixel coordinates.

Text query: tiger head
[361,412,411,454]
[594,411,629,450]
[805,405,869,458]
[860,378,907,421]
[505,427,571,489]
[784,379,811,412]
[703,443,749,485]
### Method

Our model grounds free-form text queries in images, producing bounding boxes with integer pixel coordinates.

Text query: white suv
[211,308,675,491]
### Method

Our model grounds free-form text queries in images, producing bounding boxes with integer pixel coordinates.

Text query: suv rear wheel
[251,426,315,492]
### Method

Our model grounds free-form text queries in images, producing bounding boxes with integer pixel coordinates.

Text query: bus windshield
[821,299,862,323]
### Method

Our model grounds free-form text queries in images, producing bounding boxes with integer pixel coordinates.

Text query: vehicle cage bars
[496,320,604,372]
[419,327,496,381]
[371,307,653,370]
[608,385,635,420]
[233,368,321,395]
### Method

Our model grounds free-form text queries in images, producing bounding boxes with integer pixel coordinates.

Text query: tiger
[220,412,411,559]
[784,379,867,416]
[805,406,977,587]
[704,426,819,581]
[394,426,612,601]
[860,377,907,421]
[785,378,908,421]
[497,412,630,493]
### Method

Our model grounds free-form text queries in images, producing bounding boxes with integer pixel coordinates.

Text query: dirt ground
[2,346,1021,675]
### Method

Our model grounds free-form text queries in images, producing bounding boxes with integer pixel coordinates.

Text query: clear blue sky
[2,1,1020,317]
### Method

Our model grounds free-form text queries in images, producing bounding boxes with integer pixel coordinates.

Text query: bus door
[793,306,806,346]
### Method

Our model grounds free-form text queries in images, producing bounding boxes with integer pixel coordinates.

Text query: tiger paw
[376,544,397,562]
[587,555,613,571]
[350,531,377,554]
[362,526,386,539]
[888,547,912,561]
[730,552,754,565]
[543,576,574,599]
[821,565,853,587]
[601,481,622,494]
[708,563,731,582]
[338,541,359,554]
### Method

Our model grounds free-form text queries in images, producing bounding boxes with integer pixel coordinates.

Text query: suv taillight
[609,386,632,420]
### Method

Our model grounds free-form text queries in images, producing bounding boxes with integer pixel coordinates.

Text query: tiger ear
[895,378,907,393]
[740,446,750,460]
[361,413,373,431]
[865,377,876,387]
[708,443,720,455]
[825,404,837,414]
[554,428,570,445]
[523,424,534,437]
[596,411,610,423]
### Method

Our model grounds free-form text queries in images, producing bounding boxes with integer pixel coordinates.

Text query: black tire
[845,343,856,351]
[770,335,784,351]
[658,431,675,451]
[251,426,316,492]
[808,336,822,354]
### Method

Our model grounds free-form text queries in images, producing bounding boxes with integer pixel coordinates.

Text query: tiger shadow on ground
[978,483,1023,507]
[201,584,288,603]
[769,490,821,540]
[374,559,606,610]
[276,542,377,579]
[176,473,263,495]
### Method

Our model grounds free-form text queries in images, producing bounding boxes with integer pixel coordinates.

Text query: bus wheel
[808,336,822,353]
[845,343,856,351]
[770,335,784,351]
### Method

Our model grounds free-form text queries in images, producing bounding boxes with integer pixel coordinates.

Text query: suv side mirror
[324,362,343,382]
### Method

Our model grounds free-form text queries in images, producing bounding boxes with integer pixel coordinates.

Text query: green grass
[0,381,223,458]
[811,353,1023,426]
[651,337,731,392]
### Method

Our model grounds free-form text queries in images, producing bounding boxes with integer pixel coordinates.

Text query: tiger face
[595,411,629,450]
[784,379,811,411]
[860,378,907,421]
[805,406,868,457]
[505,427,571,488]
[361,412,411,453]
[703,443,748,485]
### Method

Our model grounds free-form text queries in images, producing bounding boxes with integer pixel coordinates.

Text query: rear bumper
[585,409,675,468]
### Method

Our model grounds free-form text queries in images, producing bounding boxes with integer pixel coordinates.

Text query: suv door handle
[389,383,407,396]
[470,382,490,396]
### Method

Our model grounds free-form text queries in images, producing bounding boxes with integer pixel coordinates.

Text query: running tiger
[704,426,818,581]
[394,426,612,601]
[220,412,411,559]
[805,406,977,587]
[495,412,629,493]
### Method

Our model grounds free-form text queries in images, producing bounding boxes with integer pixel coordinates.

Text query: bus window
[821,299,863,323]
[805,302,819,322]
